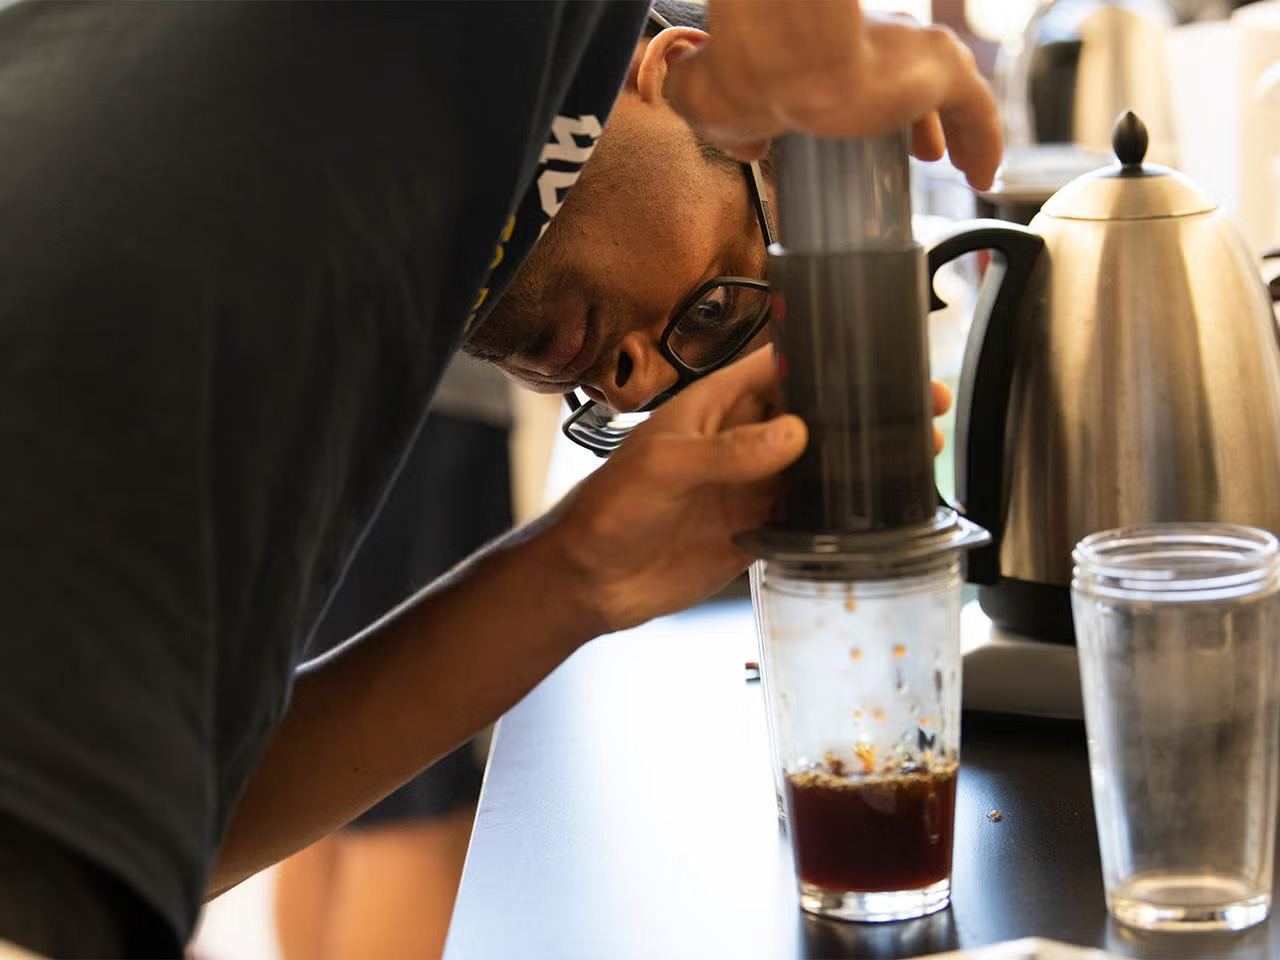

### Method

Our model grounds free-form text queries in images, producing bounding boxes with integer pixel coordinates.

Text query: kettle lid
[1039,111,1216,221]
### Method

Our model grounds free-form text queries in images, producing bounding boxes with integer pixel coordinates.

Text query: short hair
[646,1,707,36]
[644,2,776,183]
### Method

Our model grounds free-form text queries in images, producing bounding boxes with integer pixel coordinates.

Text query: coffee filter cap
[735,508,990,580]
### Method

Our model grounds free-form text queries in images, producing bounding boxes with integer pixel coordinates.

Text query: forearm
[209,346,807,899]
[207,515,599,898]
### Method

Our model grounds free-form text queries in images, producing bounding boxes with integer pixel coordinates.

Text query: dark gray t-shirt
[0,0,644,945]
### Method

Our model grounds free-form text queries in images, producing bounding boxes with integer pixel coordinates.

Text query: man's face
[465,91,771,415]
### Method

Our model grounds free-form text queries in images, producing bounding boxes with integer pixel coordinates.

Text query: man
[467,1,997,418]
[0,1,998,955]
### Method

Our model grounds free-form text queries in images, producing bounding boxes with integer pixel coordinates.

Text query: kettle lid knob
[1042,109,1217,221]
[1112,111,1149,169]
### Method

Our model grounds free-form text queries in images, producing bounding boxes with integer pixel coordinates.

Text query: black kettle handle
[928,220,1046,585]
[1264,248,1280,304]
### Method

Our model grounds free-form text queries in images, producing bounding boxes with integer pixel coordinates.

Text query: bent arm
[208,346,805,899]
[207,519,597,898]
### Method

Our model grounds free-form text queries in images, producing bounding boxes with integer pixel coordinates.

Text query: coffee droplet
[850,648,863,662]
[894,645,907,658]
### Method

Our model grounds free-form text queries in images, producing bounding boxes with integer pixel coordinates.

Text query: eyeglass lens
[667,283,770,371]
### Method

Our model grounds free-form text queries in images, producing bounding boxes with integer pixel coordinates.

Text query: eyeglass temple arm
[746,160,777,246]
[647,8,674,31]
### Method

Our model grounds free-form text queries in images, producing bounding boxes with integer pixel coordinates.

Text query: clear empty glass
[1072,523,1280,932]
[753,555,963,922]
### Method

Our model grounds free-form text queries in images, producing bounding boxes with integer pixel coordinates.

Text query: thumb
[662,42,715,128]
[662,45,772,163]
[654,414,808,487]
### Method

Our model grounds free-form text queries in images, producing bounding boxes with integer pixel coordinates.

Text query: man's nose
[594,331,680,413]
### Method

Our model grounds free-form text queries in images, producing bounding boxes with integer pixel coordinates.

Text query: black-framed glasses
[562,158,778,456]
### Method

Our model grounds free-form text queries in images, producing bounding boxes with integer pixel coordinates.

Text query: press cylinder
[767,131,937,536]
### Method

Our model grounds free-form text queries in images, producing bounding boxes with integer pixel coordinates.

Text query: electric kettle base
[976,579,1075,645]
[961,600,1083,720]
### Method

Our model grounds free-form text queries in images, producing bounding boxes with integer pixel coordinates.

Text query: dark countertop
[445,599,1280,959]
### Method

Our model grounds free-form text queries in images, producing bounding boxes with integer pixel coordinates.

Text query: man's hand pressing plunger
[932,380,951,455]
[663,0,1002,190]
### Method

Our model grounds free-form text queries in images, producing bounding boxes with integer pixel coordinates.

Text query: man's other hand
[545,346,806,636]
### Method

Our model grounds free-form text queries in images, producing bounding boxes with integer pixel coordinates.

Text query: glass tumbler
[753,554,964,922]
[749,560,787,819]
[1072,523,1280,932]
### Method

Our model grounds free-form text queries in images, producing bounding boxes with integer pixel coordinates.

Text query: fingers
[928,28,1002,190]
[663,41,775,162]
[638,354,944,478]
[631,343,805,484]
[883,20,1000,190]
[911,113,945,163]
[932,381,951,454]
[613,345,802,492]
[931,380,952,417]
[649,344,781,436]
[631,414,808,489]
[671,3,1002,191]
[662,44,772,162]
[937,85,1002,191]
[718,138,772,164]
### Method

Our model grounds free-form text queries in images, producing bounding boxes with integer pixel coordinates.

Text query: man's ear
[625,27,709,104]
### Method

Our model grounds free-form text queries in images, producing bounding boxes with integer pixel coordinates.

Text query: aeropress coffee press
[738,131,989,923]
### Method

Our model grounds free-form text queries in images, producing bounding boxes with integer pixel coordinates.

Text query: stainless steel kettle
[997,0,1177,162]
[931,111,1280,642]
